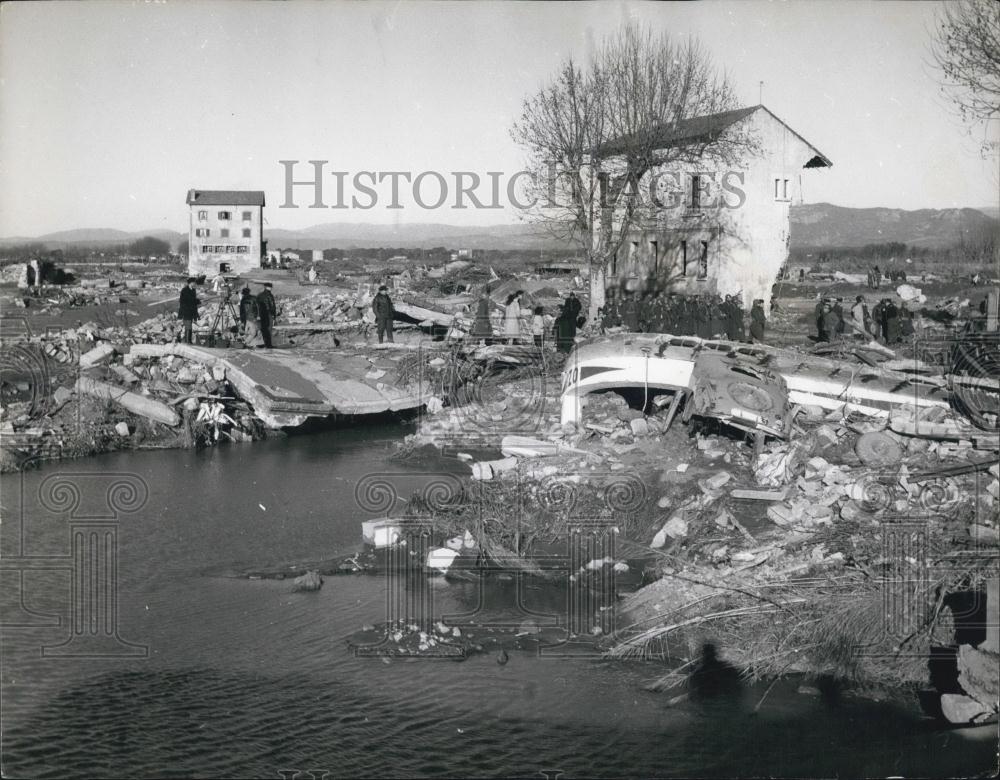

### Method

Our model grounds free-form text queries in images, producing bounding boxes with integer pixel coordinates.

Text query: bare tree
[930,0,1000,150]
[510,25,755,314]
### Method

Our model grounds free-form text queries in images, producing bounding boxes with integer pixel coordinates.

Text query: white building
[596,105,831,309]
[186,190,265,276]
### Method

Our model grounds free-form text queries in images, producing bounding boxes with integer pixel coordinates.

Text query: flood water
[1,425,996,778]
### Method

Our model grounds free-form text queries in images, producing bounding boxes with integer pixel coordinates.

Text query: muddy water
[1,426,995,778]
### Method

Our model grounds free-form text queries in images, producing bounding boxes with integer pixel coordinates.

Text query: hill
[789,203,997,249]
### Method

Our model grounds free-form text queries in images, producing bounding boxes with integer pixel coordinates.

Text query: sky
[0,0,996,237]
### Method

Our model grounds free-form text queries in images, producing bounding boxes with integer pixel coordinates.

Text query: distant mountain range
[1,203,996,253]
[0,228,185,250]
[789,203,997,249]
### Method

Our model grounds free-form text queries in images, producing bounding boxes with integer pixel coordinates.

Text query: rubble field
[1,261,997,723]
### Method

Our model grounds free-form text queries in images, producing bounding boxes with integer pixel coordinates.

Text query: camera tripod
[207,286,242,347]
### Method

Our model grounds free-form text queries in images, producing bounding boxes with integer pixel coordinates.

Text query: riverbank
[2,268,998,728]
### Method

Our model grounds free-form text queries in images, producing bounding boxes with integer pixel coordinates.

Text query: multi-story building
[186,190,265,276]
[595,105,831,310]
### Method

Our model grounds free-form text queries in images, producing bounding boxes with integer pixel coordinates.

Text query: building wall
[603,110,825,309]
[188,204,262,276]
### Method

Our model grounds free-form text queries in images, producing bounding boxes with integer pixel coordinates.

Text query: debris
[361,519,402,548]
[292,570,323,592]
[79,343,117,368]
[75,376,180,426]
[730,488,786,501]
[854,431,903,467]
[427,547,460,574]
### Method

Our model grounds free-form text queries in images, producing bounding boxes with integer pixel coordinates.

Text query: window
[783,179,790,200]
[681,240,688,276]
[201,245,212,253]
[215,245,226,252]
[698,241,709,279]
[775,178,790,201]
[610,251,617,276]
[225,245,235,253]
[774,178,781,199]
[690,175,701,209]
[237,245,248,254]
[242,211,252,221]
[220,228,229,238]
[242,228,251,238]
[197,210,207,221]
[195,228,209,238]
[651,240,659,273]
[630,241,639,276]
[218,211,231,220]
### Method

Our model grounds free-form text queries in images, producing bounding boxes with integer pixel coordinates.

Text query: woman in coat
[503,290,524,344]
[470,290,493,344]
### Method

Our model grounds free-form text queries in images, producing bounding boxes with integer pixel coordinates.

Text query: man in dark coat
[565,291,582,322]
[620,292,640,332]
[832,298,846,337]
[238,286,253,330]
[749,299,766,343]
[871,299,886,342]
[257,282,277,348]
[372,285,395,343]
[884,299,900,343]
[178,277,199,344]
[553,303,577,353]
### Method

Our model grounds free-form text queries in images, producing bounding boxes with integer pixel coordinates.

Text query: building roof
[186,189,266,206]
[595,105,831,168]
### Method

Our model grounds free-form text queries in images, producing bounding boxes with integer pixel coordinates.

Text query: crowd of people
[814,294,914,344]
[598,290,768,343]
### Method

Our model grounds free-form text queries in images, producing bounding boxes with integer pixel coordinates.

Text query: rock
[175,367,197,384]
[657,495,671,509]
[427,547,460,574]
[767,502,798,527]
[651,513,688,547]
[703,471,731,490]
[292,570,323,592]
[629,418,649,436]
[815,425,840,448]
[211,365,226,381]
[957,644,1000,709]
[426,396,444,414]
[52,386,73,405]
[805,457,830,479]
[114,421,130,436]
[79,343,116,368]
[855,431,903,467]
[617,407,643,422]
[940,693,991,724]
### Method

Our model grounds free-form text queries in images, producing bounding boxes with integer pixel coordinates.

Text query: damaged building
[595,105,831,310]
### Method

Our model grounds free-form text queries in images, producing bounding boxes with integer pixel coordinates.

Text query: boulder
[292,570,323,592]
[940,693,991,724]
[629,418,650,436]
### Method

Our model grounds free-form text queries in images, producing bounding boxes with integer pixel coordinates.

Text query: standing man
[178,277,199,344]
[749,299,766,343]
[257,282,277,349]
[372,284,395,344]
[620,291,640,332]
[565,291,582,323]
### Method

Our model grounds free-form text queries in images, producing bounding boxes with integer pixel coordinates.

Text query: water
[2,427,996,778]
